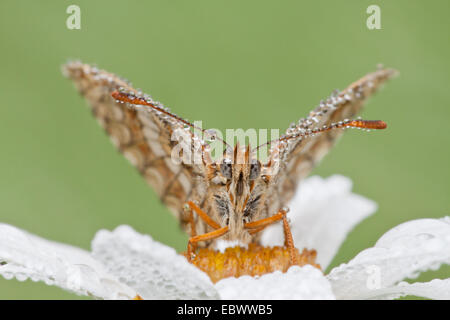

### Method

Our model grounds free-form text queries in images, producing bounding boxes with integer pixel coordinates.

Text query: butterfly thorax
[204,143,269,244]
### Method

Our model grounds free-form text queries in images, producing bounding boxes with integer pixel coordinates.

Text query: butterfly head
[221,143,262,200]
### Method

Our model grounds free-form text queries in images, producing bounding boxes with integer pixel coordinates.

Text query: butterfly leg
[184,201,224,261]
[243,209,286,230]
[247,225,268,235]
[185,207,198,253]
[187,226,229,261]
[186,201,221,230]
[281,212,298,265]
[244,208,298,265]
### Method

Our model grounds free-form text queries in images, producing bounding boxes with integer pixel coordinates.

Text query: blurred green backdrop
[0,0,449,299]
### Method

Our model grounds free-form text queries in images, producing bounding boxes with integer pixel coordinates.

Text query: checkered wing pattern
[63,62,208,228]
[268,68,397,209]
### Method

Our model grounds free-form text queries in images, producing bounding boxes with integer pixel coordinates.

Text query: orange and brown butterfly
[63,62,396,282]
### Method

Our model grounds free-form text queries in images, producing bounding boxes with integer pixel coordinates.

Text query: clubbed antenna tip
[255,119,387,151]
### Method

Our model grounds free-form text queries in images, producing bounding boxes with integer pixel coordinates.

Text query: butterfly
[63,62,395,265]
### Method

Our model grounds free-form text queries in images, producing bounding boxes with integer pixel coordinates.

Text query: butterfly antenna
[254,119,387,152]
[112,91,231,148]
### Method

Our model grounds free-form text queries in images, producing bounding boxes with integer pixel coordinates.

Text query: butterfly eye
[249,160,261,180]
[220,159,233,180]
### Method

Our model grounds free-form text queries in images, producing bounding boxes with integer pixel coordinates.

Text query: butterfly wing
[268,67,397,209]
[63,62,208,229]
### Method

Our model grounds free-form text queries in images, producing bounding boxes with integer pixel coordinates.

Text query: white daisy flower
[1,175,449,300]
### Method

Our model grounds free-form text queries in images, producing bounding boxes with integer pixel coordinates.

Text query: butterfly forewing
[269,68,397,208]
[63,62,208,229]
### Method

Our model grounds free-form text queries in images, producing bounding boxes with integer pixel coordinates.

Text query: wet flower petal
[261,175,377,269]
[361,278,450,300]
[0,224,135,299]
[327,217,450,299]
[91,225,219,299]
[215,265,335,299]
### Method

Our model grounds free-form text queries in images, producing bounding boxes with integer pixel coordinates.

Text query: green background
[0,0,449,299]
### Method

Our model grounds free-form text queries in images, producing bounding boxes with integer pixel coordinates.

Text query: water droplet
[205,129,217,141]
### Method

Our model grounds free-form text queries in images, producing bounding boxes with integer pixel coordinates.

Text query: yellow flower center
[186,244,321,283]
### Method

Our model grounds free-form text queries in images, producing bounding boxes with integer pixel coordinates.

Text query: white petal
[261,175,377,269]
[215,265,335,300]
[91,225,219,300]
[0,223,136,299]
[328,217,450,299]
[362,278,450,300]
